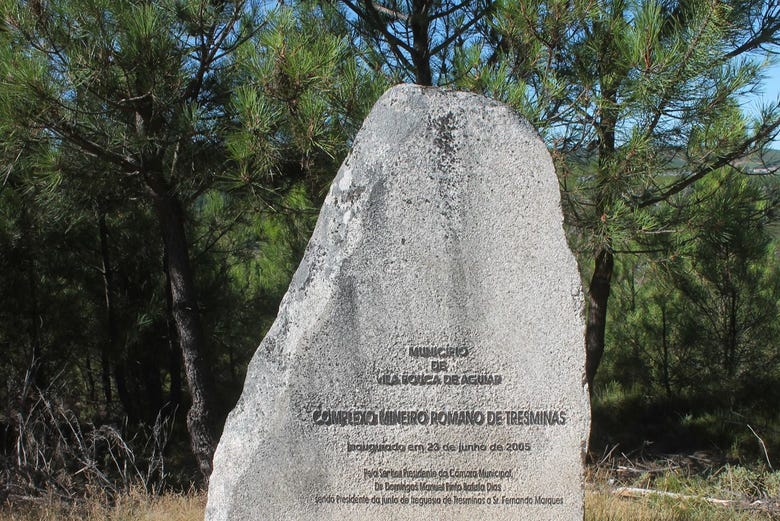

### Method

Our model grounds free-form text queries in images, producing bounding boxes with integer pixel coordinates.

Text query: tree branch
[54,121,140,174]
[637,112,780,208]
[430,3,492,56]
[339,0,416,72]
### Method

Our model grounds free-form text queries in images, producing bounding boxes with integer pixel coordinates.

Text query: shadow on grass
[590,380,780,466]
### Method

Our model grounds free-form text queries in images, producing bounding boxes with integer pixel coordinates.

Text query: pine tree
[0,0,262,478]
[467,0,780,390]
[0,0,383,480]
[323,0,494,86]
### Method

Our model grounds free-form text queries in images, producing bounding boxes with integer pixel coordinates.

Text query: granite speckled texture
[206,84,590,521]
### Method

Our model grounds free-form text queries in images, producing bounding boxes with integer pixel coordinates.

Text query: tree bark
[148,179,216,481]
[585,248,614,391]
[114,362,135,423]
[586,17,621,392]
[411,0,433,86]
[163,250,183,415]
[97,207,116,409]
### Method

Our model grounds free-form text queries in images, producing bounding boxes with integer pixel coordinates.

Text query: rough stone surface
[205,84,589,521]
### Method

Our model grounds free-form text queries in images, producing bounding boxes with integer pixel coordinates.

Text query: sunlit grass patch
[2,468,778,521]
[0,489,206,521]
[586,486,778,521]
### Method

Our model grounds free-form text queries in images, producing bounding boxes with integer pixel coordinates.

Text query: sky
[768,62,780,149]
[745,59,780,149]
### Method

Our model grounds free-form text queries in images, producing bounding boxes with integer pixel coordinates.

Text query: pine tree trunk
[585,248,614,391]
[149,179,216,481]
[411,0,433,86]
[114,362,135,423]
[587,28,620,392]
[97,207,115,409]
[163,251,183,415]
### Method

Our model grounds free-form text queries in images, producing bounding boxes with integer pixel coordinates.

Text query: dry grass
[0,489,206,521]
[1,470,778,521]
[586,486,779,520]
[586,459,780,521]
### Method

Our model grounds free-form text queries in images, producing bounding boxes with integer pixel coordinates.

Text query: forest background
[1,0,779,504]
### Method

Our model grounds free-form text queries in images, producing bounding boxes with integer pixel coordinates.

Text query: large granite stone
[206,84,589,520]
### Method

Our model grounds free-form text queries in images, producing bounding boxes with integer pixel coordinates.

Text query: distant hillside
[566,148,780,174]
[734,148,780,173]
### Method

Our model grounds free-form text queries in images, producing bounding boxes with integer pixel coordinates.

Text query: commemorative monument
[205,84,590,520]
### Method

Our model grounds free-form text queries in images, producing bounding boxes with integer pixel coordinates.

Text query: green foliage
[1,0,780,488]
[596,170,780,459]
[607,171,780,393]
[0,0,382,485]
[477,0,780,255]
[191,184,321,406]
[327,0,494,86]
[227,4,387,194]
